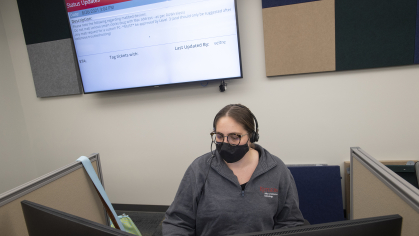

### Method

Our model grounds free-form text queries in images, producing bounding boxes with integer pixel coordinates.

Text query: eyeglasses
[210,132,249,146]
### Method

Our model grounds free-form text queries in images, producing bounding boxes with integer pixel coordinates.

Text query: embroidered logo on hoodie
[260,187,278,198]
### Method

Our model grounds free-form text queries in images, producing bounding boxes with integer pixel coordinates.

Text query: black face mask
[216,142,249,163]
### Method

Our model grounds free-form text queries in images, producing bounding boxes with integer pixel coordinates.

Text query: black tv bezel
[63,0,243,94]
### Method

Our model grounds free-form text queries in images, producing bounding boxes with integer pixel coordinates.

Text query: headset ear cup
[250,132,258,143]
[253,132,259,143]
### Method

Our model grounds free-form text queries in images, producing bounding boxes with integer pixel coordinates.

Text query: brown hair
[213,104,258,146]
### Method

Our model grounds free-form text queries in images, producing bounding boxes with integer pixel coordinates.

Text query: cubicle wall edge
[349,147,419,220]
[94,153,110,226]
[349,148,354,220]
[0,153,109,226]
[0,154,99,206]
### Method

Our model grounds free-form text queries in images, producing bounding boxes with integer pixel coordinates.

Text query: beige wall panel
[263,0,336,76]
[344,160,417,219]
[352,158,419,236]
[0,161,106,236]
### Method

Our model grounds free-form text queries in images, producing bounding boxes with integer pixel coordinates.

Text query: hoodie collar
[208,144,278,186]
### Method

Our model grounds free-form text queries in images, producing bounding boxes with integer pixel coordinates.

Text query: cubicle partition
[0,154,108,236]
[344,159,418,219]
[350,147,419,236]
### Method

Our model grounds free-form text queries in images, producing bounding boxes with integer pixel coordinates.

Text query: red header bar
[64,0,131,12]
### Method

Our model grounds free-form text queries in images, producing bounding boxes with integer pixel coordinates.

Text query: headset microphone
[197,141,215,205]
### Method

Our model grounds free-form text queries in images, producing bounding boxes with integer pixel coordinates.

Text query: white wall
[0,10,37,194]
[1,0,418,205]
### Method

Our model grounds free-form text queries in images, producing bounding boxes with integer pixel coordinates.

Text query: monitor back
[230,214,402,236]
[21,200,133,236]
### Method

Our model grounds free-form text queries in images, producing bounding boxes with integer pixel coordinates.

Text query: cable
[197,141,215,205]
[219,80,227,92]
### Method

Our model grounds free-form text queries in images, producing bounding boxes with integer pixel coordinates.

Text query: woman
[162,104,304,236]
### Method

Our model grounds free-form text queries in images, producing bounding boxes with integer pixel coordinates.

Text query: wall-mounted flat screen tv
[64,0,242,93]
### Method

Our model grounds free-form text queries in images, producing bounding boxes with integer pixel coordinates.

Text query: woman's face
[215,116,250,146]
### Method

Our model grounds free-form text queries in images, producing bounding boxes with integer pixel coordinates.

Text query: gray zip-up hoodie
[162,144,304,236]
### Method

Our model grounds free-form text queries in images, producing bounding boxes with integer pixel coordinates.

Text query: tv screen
[64,0,242,93]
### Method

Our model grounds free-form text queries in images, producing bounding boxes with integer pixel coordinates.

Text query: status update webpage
[65,0,241,92]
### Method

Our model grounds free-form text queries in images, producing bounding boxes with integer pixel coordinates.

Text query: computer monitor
[386,165,419,189]
[230,214,402,236]
[21,200,133,236]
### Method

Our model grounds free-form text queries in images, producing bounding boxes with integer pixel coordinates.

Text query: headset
[213,104,259,143]
[197,104,259,205]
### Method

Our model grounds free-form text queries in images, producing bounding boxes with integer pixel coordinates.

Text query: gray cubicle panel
[344,159,418,219]
[0,154,108,236]
[350,147,419,236]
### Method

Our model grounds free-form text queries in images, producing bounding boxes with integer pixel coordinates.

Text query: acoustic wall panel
[16,0,82,97]
[262,0,335,76]
[262,0,318,8]
[335,0,417,71]
[27,39,82,98]
[16,0,72,45]
[415,0,419,64]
